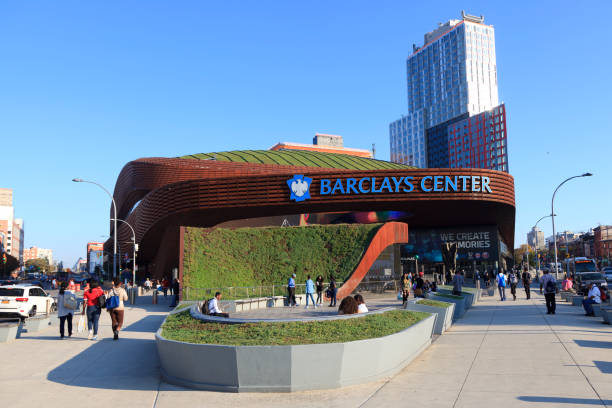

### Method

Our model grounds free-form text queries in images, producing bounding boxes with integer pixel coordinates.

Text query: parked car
[0,284,56,320]
[574,272,608,295]
[603,267,612,283]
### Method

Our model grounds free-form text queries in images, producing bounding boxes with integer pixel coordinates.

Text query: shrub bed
[418,299,452,308]
[162,309,428,346]
[434,293,465,300]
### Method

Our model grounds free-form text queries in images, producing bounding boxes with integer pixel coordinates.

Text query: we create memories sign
[288,174,492,202]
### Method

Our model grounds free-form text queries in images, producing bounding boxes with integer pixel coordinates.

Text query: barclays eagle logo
[287,175,312,202]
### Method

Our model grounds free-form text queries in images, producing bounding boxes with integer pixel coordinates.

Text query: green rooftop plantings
[417,299,452,308]
[179,150,412,170]
[182,224,381,296]
[161,309,429,346]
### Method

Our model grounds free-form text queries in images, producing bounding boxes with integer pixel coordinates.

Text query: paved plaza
[0,290,610,408]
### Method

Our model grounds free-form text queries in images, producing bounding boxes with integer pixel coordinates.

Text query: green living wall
[182,224,382,291]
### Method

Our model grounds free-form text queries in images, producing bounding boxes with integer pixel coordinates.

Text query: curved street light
[551,173,593,279]
[532,214,555,276]
[112,218,137,288]
[72,178,118,278]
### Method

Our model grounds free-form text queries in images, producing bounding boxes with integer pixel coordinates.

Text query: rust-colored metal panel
[335,222,409,300]
[104,158,516,279]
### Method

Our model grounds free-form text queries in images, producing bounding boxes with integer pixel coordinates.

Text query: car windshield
[0,288,25,296]
[579,273,605,281]
[575,262,597,273]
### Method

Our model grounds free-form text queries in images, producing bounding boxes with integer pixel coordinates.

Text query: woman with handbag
[82,280,104,340]
[57,282,75,339]
[106,278,129,340]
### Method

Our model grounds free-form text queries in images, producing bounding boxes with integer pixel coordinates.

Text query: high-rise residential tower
[390,11,508,171]
[0,188,24,262]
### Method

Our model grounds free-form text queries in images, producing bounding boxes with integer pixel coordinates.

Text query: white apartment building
[0,188,24,262]
[390,11,500,167]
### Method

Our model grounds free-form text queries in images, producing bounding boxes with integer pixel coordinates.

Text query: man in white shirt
[582,283,601,317]
[208,292,229,318]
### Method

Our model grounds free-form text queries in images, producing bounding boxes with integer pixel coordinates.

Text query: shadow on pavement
[518,396,611,405]
[574,340,612,349]
[122,315,166,332]
[47,337,161,390]
[594,360,612,374]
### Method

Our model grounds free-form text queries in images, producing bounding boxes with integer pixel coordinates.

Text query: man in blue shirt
[287,273,297,307]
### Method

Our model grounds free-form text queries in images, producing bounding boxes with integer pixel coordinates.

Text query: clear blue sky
[1,0,610,266]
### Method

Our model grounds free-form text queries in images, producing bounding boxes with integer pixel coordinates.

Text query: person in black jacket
[169,278,180,307]
[522,268,531,300]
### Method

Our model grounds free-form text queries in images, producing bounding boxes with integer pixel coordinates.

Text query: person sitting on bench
[208,292,230,318]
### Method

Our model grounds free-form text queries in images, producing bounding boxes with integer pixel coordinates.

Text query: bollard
[129,288,137,305]
[476,280,481,290]
[152,290,158,304]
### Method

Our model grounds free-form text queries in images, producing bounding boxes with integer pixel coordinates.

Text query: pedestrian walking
[162,278,169,298]
[106,278,129,340]
[305,275,316,309]
[144,278,152,293]
[328,276,337,307]
[400,272,410,305]
[522,269,531,300]
[452,271,464,296]
[496,269,507,301]
[582,283,601,317]
[315,275,324,304]
[287,273,297,307]
[82,280,104,340]
[540,270,557,314]
[509,270,518,300]
[169,278,180,307]
[57,282,76,339]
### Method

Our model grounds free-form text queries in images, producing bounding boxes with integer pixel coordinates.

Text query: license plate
[1,300,8,304]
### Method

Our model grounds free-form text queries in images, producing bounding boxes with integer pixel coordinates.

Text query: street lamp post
[551,173,592,279]
[533,214,555,277]
[72,178,118,278]
[112,218,138,288]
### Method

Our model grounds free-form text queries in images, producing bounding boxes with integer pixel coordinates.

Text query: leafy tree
[26,257,50,272]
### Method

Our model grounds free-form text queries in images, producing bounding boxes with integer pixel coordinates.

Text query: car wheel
[29,305,37,318]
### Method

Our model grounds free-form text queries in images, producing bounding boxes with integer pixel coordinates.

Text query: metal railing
[183,280,403,301]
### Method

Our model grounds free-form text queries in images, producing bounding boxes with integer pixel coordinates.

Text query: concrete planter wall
[0,321,19,343]
[437,288,475,309]
[601,307,611,324]
[560,292,573,302]
[430,295,465,321]
[156,312,436,392]
[24,315,51,333]
[571,295,584,306]
[218,295,310,313]
[404,300,454,335]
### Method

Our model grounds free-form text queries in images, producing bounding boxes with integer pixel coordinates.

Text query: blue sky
[1,1,610,266]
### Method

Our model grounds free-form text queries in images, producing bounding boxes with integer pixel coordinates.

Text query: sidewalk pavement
[0,290,610,408]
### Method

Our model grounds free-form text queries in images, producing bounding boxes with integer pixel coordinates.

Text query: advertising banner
[401,226,499,263]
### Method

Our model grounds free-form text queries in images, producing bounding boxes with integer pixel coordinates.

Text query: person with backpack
[496,269,507,301]
[82,280,104,340]
[540,270,557,314]
[57,281,77,339]
[522,268,531,300]
[508,270,519,301]
[106,278,129,340]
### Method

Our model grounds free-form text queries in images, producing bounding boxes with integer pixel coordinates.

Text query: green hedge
[162,309,428,345]
[183,224,382,291]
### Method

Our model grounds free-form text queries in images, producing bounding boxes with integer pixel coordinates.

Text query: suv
[0,284,56,319]
[574,272,608,295]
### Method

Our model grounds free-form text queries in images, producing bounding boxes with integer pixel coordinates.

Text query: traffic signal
[1,253,6,264]
[415,254,419,260]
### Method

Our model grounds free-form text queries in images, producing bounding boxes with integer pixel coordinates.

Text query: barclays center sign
[288,174,493,202]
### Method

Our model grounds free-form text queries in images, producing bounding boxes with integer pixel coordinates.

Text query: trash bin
[152,290,158,304]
